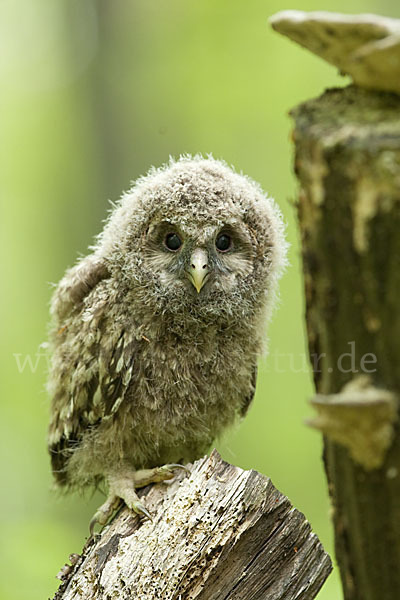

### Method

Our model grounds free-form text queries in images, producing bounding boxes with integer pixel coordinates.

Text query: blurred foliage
[2,1,399,599]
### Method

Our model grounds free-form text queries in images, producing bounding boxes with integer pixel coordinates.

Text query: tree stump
[53,450,331,599]
[291,86,400,599]
[270,10,400,599]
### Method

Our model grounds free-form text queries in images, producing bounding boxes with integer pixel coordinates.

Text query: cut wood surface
[53,450,331,600]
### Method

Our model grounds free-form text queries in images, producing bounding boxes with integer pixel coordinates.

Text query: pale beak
[187,248,209,293]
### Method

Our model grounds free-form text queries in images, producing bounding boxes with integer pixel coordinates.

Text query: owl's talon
[89,494,122,536]
[89,519,100,538]
[131,501,153,521]
[159,463,191,476]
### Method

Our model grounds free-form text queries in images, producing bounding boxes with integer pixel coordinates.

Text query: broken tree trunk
[53,450,331,600]
[290,85,400,599]
[269,10,400,598]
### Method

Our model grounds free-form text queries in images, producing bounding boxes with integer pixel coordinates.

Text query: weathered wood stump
[270,10,400,599]
[290,85,400,600]
[54,451,331,599]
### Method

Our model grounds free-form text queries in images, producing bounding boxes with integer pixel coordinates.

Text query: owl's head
[96,156,287,324]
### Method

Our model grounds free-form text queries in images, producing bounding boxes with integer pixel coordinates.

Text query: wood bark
[53,450,331,599]
[291,84,400,600]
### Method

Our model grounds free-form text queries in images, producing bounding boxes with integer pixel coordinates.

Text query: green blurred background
[1,1,398,599]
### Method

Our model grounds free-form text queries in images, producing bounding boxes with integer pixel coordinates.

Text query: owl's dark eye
[215,233,232,252]
[164,233,182,251]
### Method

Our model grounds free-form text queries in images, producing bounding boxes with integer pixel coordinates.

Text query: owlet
[47,156,287,531]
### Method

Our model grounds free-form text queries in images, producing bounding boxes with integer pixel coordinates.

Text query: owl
[47,156,287,532]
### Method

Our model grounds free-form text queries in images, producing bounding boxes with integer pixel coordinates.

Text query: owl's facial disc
[187,248,209,293]
[144,219,254,299]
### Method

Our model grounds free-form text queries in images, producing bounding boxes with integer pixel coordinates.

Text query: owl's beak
[187,248,210,293]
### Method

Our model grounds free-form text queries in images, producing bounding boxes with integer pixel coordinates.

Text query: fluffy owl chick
[47,156,287,532]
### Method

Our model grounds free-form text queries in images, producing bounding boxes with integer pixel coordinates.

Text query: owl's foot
[89,464,188,535]
[89,479,152,536]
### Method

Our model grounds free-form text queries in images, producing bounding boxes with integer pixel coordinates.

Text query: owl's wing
[50,255,110,322]
[240,365,258,417]
[48,256,137,484]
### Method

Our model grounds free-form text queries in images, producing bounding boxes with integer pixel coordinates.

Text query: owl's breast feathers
[48,255,259,487]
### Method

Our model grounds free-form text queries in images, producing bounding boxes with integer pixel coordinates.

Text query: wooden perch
[53,450,331,599]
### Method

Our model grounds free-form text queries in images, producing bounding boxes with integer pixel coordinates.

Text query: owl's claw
[165,463,191,472]
[131,501,153,521]
[89,494,122,537]
[158,463,191,476]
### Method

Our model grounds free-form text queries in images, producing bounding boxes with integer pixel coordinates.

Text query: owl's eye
[215,233,232,252]
[164,233,182,251]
